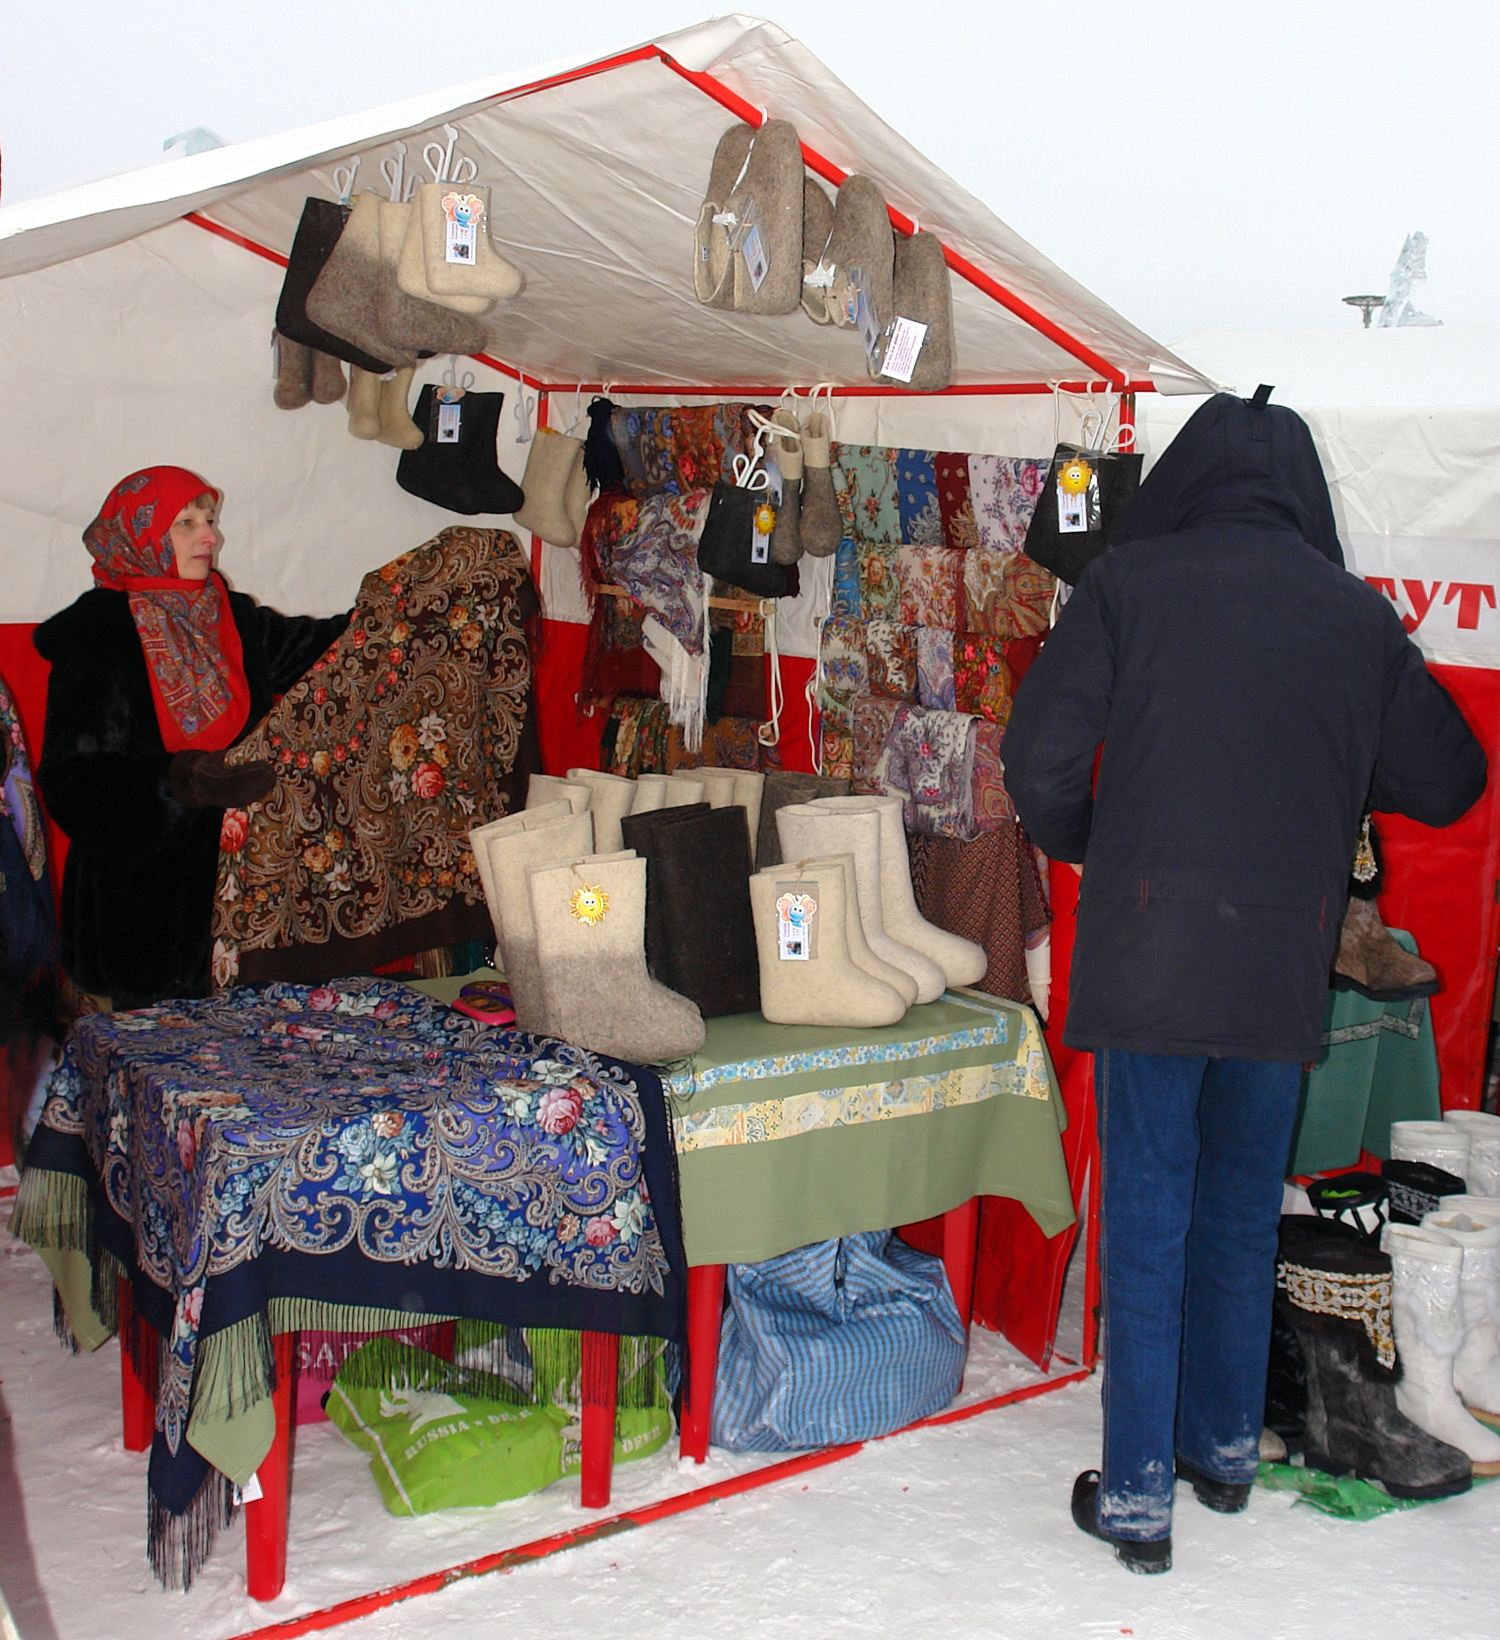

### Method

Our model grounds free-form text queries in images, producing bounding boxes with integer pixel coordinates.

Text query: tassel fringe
[147,1467,238,1592]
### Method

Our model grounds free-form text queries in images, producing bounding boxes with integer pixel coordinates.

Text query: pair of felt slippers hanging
[694,120,953,391]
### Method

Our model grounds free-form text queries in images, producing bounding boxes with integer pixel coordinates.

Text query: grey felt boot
[825,175,895,336]
[694,123,756,309]
[875,229,954,392]
[799,410,841,558]
[310,347,347,404]
[769,408,804,565]
[273,333,313,410]
[528,853,705,1063]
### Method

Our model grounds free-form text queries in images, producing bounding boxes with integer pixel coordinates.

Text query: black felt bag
[1021,443,1143,585]
[397,387,525,516]
[696,481,789,599]
[275,198,397,375]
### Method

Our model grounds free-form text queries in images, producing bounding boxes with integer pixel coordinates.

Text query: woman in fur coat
[34,466,349,1008]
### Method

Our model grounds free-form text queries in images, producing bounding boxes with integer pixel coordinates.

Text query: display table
[12,977,685,1597]
[663,989,1074,1460]
[1289,931,1442,1175]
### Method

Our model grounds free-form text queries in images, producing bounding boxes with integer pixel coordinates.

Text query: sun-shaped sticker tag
[1058,457,1093,495]
[569,884,609,925]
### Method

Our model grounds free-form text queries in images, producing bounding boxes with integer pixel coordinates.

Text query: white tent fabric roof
[0,15,1208,395]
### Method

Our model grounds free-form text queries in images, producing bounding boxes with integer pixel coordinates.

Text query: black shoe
[1070,1472,1172,1575]
[1174,1458,1252,1513]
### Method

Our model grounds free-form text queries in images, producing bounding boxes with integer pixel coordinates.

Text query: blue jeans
[1096,1049,1301,1542]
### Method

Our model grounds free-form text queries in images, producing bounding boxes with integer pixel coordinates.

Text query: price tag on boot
[442,191,483,265]
[1056,456,1096,534]
[879,316,928,383]
[774,889,817,960]
[751,499,776,564]
[741,223,769,292]
[434,389,463,443]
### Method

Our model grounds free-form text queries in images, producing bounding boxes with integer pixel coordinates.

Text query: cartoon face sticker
[774,893,817,928]
[569,884,609,925]
[441,191,484,230]
[1058,458,1093,496]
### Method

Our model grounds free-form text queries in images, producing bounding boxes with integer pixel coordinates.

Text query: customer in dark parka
[34,474,348,1010]
[1001,393,1486,1571]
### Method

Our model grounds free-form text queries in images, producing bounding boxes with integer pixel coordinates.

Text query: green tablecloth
[1288,932,1441,1175]
[664,989,1075,1265]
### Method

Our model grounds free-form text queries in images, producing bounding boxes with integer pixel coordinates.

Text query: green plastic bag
[327,1333,677,1516]
[327,1339,570,1516]
[1256,1460,1493,1520]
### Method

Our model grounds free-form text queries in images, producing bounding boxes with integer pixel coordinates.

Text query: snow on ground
[3,1226,1498,1640]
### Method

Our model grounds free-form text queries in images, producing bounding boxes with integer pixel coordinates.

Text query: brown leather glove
[169,750,277,810]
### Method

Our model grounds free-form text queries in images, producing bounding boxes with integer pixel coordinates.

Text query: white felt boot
[774,804,938,1003]
[808,795,985,986]
[664,776,705,807]
[409,182,523,303]
[566,768,638,853]
[630,774,674,815]
[528,852,704,1062]
[1424,1207,1500,1425]
[526,773,593,820]
[765,853,914,1007]
[514,429,588,548]
[475,810,592,1035]
[375,366,424,451]
[732,772,765,865]
[468,801,570,918]
[1382,1221,1500,1473]
[672,767,738,808]
[750,861,906,1028]
[1443,1111,1500,1197]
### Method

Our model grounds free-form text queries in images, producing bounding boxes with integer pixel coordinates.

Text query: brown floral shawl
[213,527,538,985]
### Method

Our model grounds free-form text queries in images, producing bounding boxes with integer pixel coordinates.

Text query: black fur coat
[33,590,348,1007]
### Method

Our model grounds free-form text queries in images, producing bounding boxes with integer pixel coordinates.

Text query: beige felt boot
[528,853,705,1062]
[347,365,383,440]
[468,800,572,928]
[630,774,673,815]
[750,861,906,1028]
[566,768,638,853]
[527,773,593,819]
[514,429,588,548]
[394,194,496,314]
[775,804,941,1002]
[733,771,766,865]
[672,767,738,809]
[665,776,705,807]
[409,182,523,304]
[376,366,425,451]
[766,853,916,1004]
[476,810,593,1035]
[810,795,985,986]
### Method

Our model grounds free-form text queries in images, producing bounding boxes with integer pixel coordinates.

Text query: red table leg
[579,1331,618,1509]
[679,1264,726,1463]
[245,1332,296,1602]
[942,1198,980,1329]
[118,1278,154,1454]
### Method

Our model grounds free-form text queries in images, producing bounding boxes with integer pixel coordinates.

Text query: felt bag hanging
[396,386,525,515]
[711,1231,967,1451]
[1021,443,1143,585]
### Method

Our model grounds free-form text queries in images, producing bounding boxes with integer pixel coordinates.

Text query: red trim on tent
[183,212,289,268]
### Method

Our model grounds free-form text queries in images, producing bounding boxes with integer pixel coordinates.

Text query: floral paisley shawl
[214,528,535,983]
[32,977,675,1461]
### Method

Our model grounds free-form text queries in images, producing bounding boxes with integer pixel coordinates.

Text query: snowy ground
[3,1226,1499,1640]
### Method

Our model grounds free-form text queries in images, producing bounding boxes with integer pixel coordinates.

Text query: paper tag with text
[879,317,928,383]
[775,888,818,960]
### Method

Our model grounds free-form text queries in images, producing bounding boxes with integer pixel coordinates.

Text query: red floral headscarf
[84,466,251,752]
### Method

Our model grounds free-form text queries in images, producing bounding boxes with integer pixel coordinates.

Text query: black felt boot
[1382,1158,1468,1225]
[1277,1222,1472,1499]
[1306,1171,1390,1241]
[620,802,760,1018]
[1070,1472,1171,1575]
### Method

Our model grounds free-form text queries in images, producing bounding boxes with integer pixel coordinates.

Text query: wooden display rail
[596,582,765,615]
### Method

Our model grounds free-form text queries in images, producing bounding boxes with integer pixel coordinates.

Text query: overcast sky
[3,1,1493,343]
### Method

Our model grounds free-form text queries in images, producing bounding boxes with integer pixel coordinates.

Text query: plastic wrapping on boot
[1331,895,1440,1001]
[169,750,276,810]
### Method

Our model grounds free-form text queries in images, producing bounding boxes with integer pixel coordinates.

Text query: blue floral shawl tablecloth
[13,976,685,1583]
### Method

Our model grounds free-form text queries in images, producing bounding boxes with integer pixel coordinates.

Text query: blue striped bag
[710,1231,967,1451]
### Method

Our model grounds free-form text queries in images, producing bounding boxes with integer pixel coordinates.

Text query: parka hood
[1110,391,1343,565]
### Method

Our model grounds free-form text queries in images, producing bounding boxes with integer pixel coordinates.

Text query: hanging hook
[513,383,537,443]
[422,123,477,186]
[332,157,361,206]
[380,142,418,203]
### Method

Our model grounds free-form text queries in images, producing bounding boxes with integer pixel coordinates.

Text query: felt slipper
[374,197,492,359]
[826,175,895,338]
[727,119,805,315]
[694,122,756,309]
[800,177,837,324]
[800,409,840,557]
[309,348,347,404]
[875,229,954,391]
[376,366,424,451]
[395,194,496,315]
[514,427,587,547]
[277,196,397,374]
[306,193,421,369]
[406,183,523,305]
[346,366,383,440]
[273,333,313,410]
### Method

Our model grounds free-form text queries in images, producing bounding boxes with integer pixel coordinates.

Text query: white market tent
[0,12,1209,629]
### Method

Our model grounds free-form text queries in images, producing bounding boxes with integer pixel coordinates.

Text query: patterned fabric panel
[894,449,943,546]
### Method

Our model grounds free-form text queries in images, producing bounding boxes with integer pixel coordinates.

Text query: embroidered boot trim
[1279,1260,1397,1370]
